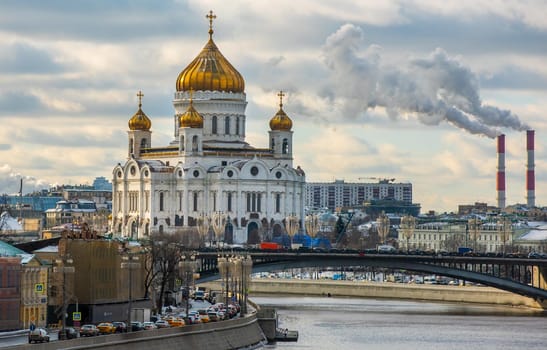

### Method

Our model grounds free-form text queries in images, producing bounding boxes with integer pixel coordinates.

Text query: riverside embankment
[203,279,547,309]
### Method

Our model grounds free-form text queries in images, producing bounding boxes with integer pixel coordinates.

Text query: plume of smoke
[322,24,529,138]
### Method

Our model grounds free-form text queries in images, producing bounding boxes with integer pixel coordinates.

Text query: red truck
[260,242,281,251]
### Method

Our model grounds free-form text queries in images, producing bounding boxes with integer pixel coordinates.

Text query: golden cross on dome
[206,10,216,38]
[137,90,144,107]
[277,90,285,108]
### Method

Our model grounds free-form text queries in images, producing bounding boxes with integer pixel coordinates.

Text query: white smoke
[0,164,50,195]
[322,24,529,138]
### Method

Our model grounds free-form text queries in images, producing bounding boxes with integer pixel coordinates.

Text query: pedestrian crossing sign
[35,283,44,293]
[73,312,81,321]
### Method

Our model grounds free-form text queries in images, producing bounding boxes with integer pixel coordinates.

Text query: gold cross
[137,90,144,107]
[277,90,285,108]
[206,10,216,38]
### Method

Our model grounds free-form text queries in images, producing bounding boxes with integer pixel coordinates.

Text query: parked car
[155,319,171,328]
[64,327,80,339]
[97,322,117,334]
[131,321,144,331]
[112,321,127,333]
[80,324,99,337]
[143,321,158,330]
[28,328,49,343]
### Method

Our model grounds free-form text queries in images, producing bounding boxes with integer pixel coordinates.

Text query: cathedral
[111,12,306,244]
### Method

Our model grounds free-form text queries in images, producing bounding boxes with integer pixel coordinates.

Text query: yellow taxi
[97,322,117,334]
[197,310,210,323]
[165,317,185,327]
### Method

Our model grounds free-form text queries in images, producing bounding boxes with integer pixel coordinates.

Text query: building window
[236,117,240,135]
[246,192,261,213]
[212,116,218,134]
[159,192,164,211]
[282,138,289,154]
[228,192,232,212]
[193,192,198,212]
[246,193,251,212]
[275,194,281,213]
[129,139,134,154]
[178,191,183,211]
[213,193,217,212]
[225,116,230,135]
[271,138,275,151]
[180,135,185,151]
[251,166,259,176]
[257,193,261,212]
[192,135,198,151]
[140,138,147,148]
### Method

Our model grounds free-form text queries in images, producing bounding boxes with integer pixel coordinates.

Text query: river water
[253,295,547,350]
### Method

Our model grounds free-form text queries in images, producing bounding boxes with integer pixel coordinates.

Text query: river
[253,295,547,350]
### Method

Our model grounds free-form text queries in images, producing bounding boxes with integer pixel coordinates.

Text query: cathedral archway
[272,223,284,239]
[225,219,234,244]
[247,221,260,244]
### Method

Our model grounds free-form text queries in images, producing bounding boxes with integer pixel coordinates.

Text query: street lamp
[377,212,390,245]
[305,214,320,250]
[468,217,482,252]
[400,214,416,253]
[241,255,253,315]
[217,255,230,308]
[120,247,140,332]
[212,211,226,249]
[497,215,512,255]
[285,214,299,249]
[196,213,210,248]
[178,252,196,318]
[54,255,74,340]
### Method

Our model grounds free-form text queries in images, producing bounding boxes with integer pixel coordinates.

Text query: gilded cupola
[269,91,293,131]
[128,90,152,131]
[176,11,245,93]
[179,97,204,128]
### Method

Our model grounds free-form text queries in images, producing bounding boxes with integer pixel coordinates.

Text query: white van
[377,245,397,253]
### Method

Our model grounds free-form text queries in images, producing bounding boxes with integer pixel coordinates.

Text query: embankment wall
[6,315,265,350]
[203,279,546,309]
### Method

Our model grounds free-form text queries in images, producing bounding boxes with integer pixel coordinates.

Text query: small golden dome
[179,100,204,128]
[269,91,293,131]
[128,91,152,131]
[176,11,245,93]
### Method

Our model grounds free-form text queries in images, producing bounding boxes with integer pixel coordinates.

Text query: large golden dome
[128,91,152,131]
[176,12,245,93]
[269,91,293,131]
[179,100,204,128]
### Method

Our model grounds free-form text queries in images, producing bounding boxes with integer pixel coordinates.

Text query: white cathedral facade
[112,14,306,244]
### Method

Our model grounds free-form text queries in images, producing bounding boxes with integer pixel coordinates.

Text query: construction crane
[358,177,396,183]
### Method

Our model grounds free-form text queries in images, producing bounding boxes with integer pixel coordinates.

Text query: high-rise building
[305,179,412,211]
[112,13,306,243]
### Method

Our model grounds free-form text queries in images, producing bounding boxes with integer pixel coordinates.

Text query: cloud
[0,164,50,195]
[0,42,63,74]
[320,24,529,138]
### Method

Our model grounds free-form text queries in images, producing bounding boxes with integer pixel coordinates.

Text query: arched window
[159,192,164,211]
[227,192,232,212]
[282,138,289,154]
[275,194,281,213]
[236,117,240,135]
[212,116,218,134]
[192,135,198,151]
[129,138,134,154]
[180,135,185,151]
[140,138,147,148]
[271,138,275,151]
[225,116,230,135]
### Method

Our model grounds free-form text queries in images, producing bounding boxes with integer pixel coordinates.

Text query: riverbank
[203,279,547,310]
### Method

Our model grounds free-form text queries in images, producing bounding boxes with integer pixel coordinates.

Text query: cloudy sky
[1,0,546,213]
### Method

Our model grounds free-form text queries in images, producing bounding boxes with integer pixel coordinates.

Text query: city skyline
[1,1,546,212]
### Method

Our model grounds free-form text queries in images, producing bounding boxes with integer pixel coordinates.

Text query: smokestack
[526,130,535,207]
[497,134,506,209]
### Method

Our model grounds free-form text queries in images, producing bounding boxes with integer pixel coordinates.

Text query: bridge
[195,252,547,301]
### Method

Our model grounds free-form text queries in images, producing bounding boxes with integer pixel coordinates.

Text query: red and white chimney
[497,134,506,209]
[526,130,535,207]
